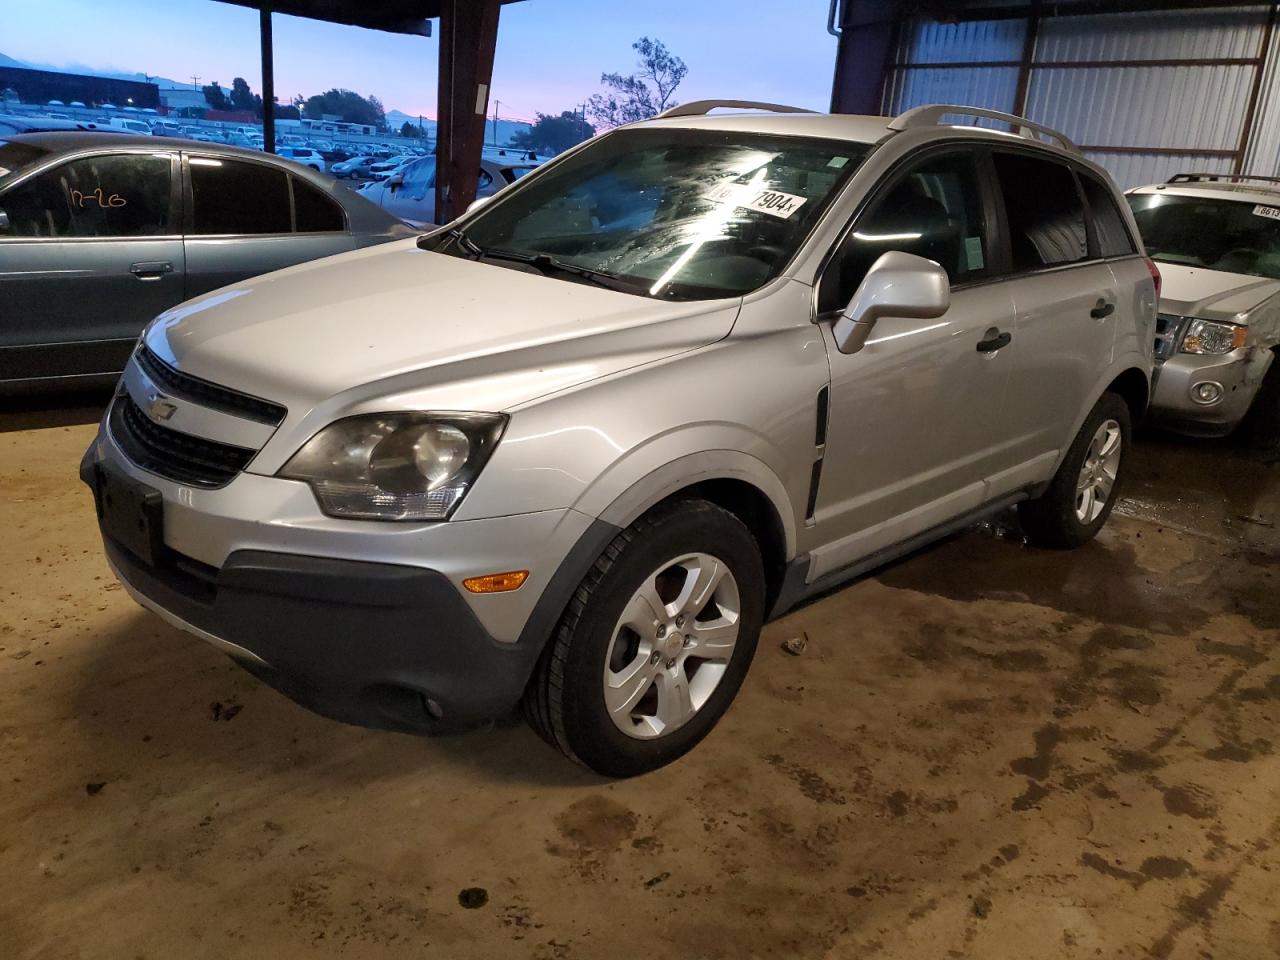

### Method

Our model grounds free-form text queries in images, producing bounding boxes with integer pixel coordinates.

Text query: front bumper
[1149,349,1259,436]
[82,423,616,732]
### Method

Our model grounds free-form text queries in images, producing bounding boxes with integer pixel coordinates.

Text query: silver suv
[1127,174,1280,444]
[83,102,1156,776]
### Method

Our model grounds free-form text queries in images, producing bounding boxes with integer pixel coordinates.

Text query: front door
[0,150,184,382]
[809,147,1017,579]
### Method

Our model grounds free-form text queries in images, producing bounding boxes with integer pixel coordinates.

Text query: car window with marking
[1128,193,1280,280]
[0,153,173,238]
[447,128,869,301]
[992,152,1089,270]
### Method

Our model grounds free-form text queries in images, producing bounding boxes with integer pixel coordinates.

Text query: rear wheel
[523,499,764,777]
[1018,392,1131,549]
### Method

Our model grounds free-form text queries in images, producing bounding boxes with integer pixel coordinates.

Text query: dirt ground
[1,395,1278,960]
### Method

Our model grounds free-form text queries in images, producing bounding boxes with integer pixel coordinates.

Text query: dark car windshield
[0,140,52,187]
[1128,192,1280,280]
[436,128,869,300]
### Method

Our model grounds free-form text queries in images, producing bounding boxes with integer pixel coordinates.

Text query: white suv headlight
[280,413,506,520]
[1180,319,1247,355]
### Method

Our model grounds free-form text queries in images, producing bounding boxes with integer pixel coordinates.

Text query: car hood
[1156,262,1280,323]
[144,238,739,417]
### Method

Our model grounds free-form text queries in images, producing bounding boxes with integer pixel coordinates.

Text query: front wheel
[523,499,765,777]
[1018,392,1131,549]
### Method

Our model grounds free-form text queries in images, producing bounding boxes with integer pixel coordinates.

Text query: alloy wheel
[1076,418,1122,523]
[602,552,741,740]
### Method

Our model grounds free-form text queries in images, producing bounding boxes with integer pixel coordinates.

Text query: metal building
[833,1,1280,187]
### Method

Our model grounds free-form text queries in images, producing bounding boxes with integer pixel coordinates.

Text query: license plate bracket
[93,465,165,566]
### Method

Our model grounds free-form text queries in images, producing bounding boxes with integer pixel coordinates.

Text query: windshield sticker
[828,156,849,169]
[706,182,808,220]
[1252,204,1280,221]
[0,166,9,178]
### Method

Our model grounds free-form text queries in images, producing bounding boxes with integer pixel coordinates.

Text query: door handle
[976,328,1012,353]
[1090,299,1115,319]
[130,261,173,281]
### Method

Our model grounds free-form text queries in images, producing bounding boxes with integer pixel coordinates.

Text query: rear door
[182,154,355,298]
[0,149,184,383]
[988,149,1120,494]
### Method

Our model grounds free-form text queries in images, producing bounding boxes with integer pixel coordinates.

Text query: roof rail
[1167,172,1280,186]
[888,104,1080,154]
[655,99,812,120]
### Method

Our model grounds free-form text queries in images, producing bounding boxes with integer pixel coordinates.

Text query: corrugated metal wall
[881,4,1279,188]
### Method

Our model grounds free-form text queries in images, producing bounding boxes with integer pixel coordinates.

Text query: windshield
[440,128,869,300]
[1128,192,1280,280]
[0,140,51,186]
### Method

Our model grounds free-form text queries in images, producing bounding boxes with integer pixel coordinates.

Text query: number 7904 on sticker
[706,182,808,220]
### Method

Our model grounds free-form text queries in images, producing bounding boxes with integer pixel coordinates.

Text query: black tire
[523,498,765,778]
[1018,392,1132,549]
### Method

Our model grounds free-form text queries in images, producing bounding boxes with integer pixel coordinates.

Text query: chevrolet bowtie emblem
[147,390,178,422]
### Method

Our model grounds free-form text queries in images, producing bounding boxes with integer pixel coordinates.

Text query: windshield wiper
[418,225,482,257]
[474,248,647,295]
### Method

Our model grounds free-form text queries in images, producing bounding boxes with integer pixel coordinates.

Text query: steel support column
[260,6,275,154]
[829,0,902,115]
[435,0,501,223]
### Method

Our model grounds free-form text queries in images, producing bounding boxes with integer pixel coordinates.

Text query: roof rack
[1167,173,1280,186]
[655,99,812,120]
[888,104,1080,155]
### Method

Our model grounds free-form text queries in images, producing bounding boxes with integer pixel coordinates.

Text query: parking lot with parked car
[3,2,1280,949]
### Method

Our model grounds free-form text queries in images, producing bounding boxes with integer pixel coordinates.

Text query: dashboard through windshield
[1128,192,1280,280]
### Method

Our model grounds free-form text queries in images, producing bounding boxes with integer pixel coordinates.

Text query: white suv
[1127,173,1280,446]
[276,146,326,172]
[84,102,1156,776]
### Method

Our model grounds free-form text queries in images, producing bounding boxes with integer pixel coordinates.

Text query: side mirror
[387,173,404,190]
[832,251,950,355]
[466,195,492,215]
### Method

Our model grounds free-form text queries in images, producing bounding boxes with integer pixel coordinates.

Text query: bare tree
[587,37,688,130]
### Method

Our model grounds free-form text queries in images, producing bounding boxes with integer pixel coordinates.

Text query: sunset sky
[3,0,840,122]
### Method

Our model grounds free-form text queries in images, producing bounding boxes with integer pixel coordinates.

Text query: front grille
[136,345,286,426]
[1154,313,1187,362]
[109,393,255,488]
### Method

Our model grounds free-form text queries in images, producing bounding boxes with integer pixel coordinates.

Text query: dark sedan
[0,132,415,391]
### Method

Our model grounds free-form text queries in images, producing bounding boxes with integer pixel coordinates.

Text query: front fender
[579,442,799,559]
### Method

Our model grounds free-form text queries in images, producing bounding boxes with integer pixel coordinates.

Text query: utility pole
[492,98,500,146]
[190,75,201,90]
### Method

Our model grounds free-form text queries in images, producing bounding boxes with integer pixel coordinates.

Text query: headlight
[279,412,506,520]
[1180,319,1247,355]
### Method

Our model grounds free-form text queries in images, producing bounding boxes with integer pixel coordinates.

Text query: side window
[992,152,1088,270]
[292,176,345,232]
[819,150,989,313]
[189,157,291,235]
[1079,171,1137,257]
[0,153,173,238]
